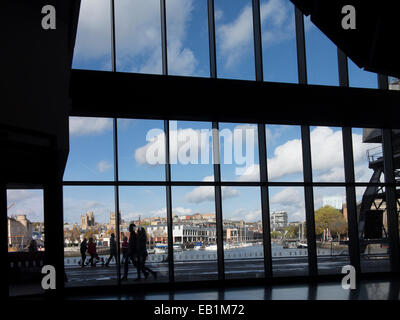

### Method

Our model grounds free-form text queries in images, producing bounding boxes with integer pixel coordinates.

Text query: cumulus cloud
[185,176,239,204]
[69,117,112,136]
[97,160,112,173]
[270,187,305,222]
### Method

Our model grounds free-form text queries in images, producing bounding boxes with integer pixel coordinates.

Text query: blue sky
[8,0,382,225]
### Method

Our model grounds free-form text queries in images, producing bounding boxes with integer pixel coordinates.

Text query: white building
[270,211,288,230]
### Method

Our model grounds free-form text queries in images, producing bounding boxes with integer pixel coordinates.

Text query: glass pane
[167,0,209,77]
[72,0,111,71]
[172,186,217,282]
[118,119,165,181]
[7,189,45,296]
[356,186,391,273]
[261,0,297,83]
[119,186,168,283]
[215,0,255,80]
[348,58,378,89]
[64,117,114,181]
[310,126,345,183]
[352,128,383,183]
[219,123,259,181]
[389,77,400,91]
[269,187,307,277]
[115,0,162,74]
[266,124,303,182]
[304,16,338,86]
[222,187,264,279]
[313,187,350,275]
[63,186,117,287]
[169,121,214,181]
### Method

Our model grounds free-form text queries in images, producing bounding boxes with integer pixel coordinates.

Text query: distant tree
[314,206,347,239]
[270,231,281,239]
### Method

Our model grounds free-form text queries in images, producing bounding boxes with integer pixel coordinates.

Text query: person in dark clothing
[122,223,137,280]
[87,237,102,267]
[105,233,117,267]
[80,238,88,267]
[121,236,128,264]
[136,227,157,280]
[28,239,38,253]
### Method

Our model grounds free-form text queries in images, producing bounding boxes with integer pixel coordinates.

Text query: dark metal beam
[295,7,307,84]
[258,124,272,278]
[160,0,168,75]
[301,125,317,276]
[342,127,361,274]
[252,0,263,82]
[337,48,349,87]
[1,183,8,297]
[164,120,174,281]
[378,74,389,90]
[207,0,217,78]
[382,129,400,272]
[212,122,225,280]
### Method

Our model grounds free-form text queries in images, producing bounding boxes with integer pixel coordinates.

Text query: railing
[367,146,383,163]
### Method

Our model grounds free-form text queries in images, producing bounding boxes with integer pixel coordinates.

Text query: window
[7,188,45,296]
[348,59,378,89]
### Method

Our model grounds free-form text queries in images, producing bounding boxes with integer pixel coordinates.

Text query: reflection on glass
[172,186,217,282]
[356,186,391,273]
[215,0,255,80]
[313,187,350,275]
[169,121,214,181]
[119,187,168,283]
[389,77,400,91]
[7,189,45,296]
[310,126,345,183]
[115,0,161,74]
[269,187,307,276]
[219,123,259,182]
[348,58,378,89]
[167,0,209,77]
[266,124,303,182]
[64,117,114,181]
[72,0,111,71]
[261,0,297,83]
[222,187,264,279]
[352,128,383,183]
[63,186,117,287]
[118,119,165,181]
[305,17,338,86]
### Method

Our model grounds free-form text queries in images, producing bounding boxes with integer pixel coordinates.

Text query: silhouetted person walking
[28,239,38,253]
[136,227,157,280]
[87,237,100,267]
[122,224,137,280]
[121,236,128,264]
[105,233,116,267]
[80,238,87,267]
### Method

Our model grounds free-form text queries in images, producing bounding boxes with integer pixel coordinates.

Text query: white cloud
[69,117,112,136]
[173,207,193,215]
[217,0,295,69]
[237,164,260,182]
[97,160,112,173]
[185,176,239,204]
[7,190,44,222]
[270,187,305,222]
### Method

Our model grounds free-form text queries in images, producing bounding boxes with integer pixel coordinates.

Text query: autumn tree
[314,205,347,239]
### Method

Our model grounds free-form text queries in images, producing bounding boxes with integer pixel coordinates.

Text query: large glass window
[115,0,162,74]
[7,189,45,296]
[215,0,255,80]
[119,186,168,282]
[313,187,350,275]
[304,17,339,86]
[310,126,345,183]
[261,0,297,83]
[171,186,217,281]
[348,59,378,89]
[63,186,117,287]
[72,0,112,71]
[167,0,209,77]
[222,187,264,279]
[269,187,307,277]
[266,124,303,182]
[118,119,165,181]
[64,117,114,181]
